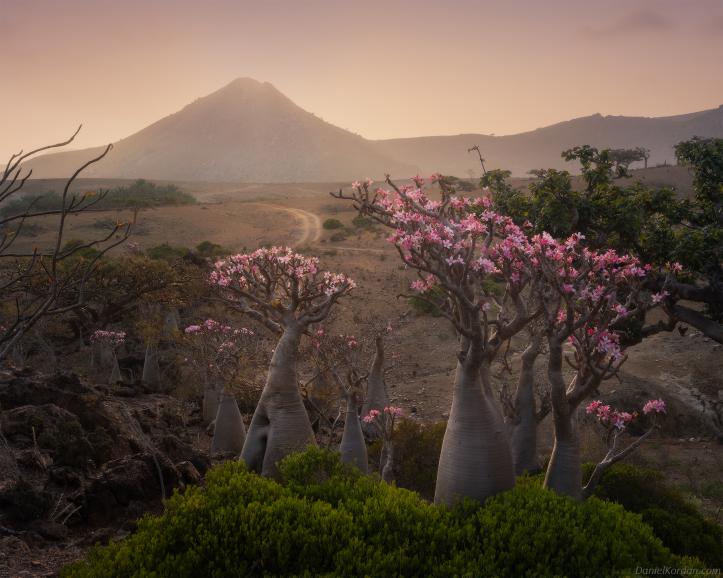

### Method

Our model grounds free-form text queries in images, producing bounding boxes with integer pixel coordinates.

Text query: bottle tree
[529,232,667,499]
[333,176,538,504]
[210,247,355,478]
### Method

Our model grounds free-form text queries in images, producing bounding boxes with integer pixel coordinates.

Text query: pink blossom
[642,399,666,415]
[90,330,126,348]
[362,409,381,423]
[651,291,669,305]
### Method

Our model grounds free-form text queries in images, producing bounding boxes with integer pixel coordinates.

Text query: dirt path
[257,204,322,246]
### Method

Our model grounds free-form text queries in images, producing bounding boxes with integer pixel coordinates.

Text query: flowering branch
[582,398,666,498]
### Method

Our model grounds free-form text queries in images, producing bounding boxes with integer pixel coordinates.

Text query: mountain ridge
[25,79,723,181]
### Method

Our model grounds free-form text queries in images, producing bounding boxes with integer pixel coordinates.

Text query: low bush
[0,179,195,218]
[63,448,696,577]
[351,215,376,230]
[322,218,343,230]
[368,418,446,499]
[584,462,722,568]
[147,243,190,261]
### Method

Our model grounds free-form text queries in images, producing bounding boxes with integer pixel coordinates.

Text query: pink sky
[3,0,723,159]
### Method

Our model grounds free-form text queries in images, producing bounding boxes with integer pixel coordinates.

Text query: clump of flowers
[182,318,256,386]
[90,330,126,349]
[582,397,667,498]
[586,398,666,432]
[363,406,403,483]
[642,398,666,415]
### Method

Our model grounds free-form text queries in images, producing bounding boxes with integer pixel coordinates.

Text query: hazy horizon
[4,0,723,160]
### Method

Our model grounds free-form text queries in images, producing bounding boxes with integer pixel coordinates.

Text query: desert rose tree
[531,232,668,499]
[309,328,368,472]
[363,405,403,483]
[582,398,666,498]
[360,327,392,438]
[182,319,257,424]
[334,177,538,504]
[210,247,355,477]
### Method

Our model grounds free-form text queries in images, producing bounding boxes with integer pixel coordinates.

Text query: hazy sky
[2,0,723,159]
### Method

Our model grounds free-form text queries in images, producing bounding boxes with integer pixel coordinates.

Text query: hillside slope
[26,78,417,182]
[373,106,723,176]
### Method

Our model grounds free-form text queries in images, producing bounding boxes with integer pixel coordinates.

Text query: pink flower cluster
[90,330,126,348]
[642,398,666,415]
[210,246,355,304]
[586,400,635,430]
[362,409,380,423]
[362,405,403,423]
[184,318,253,337]
[587,398,666,431]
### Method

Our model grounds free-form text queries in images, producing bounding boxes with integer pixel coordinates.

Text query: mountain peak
[213,77,279,96]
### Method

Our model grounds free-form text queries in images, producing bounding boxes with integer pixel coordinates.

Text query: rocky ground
[0,369,212,577]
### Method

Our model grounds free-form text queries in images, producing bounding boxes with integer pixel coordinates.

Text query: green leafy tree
[484,139,722,343]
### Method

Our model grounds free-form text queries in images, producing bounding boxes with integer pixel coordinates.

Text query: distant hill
[25,78,417,182]
[26,78,723,181]
[373,106,723,177]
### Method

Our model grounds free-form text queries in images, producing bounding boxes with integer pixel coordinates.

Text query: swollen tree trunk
[202,386,220,425]
[339,393,368,473]
[162,309,180,339]
[142,343,161,388]
[240,323,315,478]
[361,336,389,437]
[380,440,395,483]
[543,343,582,500]
[109,353,121,384]
[434,352,515,505]
[211,390,246,457]
[509,338,541,475]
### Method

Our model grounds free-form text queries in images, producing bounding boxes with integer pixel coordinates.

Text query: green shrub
[584,462,722,568]
[368,419,446,499]
[0,180,195,218]
[63,448,695,577]
[322,218,343,230]
[195,240,225,258]
[147,243,190,261]
[351,215,376,230]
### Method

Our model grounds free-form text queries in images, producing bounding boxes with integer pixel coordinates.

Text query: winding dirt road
[253,203,322,247]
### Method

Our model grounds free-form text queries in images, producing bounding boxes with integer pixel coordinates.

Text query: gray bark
[434,354,515,505]
[211,391,246,457]
[162,309,181,339]
[361,335,389,437]
[240,324,315,478]
[339,393,368,473]
[109,353,121,384]
[509,339,542,475]
[543,343,582,500]
[142,342,161,388]
[202,386,220,425]
[380,440,395,483]
[582,427,654,499]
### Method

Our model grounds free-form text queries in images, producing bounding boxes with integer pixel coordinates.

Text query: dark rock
[48,467,83,488]
[0,404,79,443]
[30,520,68,541]
[83,452,180,523]
[175,461,202,486]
